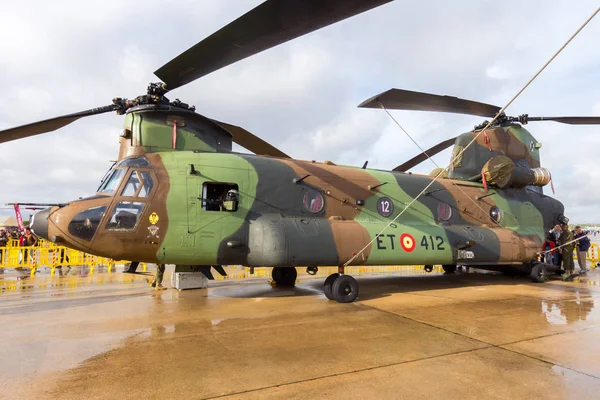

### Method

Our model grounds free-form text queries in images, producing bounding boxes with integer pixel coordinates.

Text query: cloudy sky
[1,0,599,222]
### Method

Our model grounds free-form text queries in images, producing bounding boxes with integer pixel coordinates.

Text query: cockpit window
[105,202,145,230]
[68,206,107,241]
[138,171,154,197]
[120,171,154,198]
[122,171,141,197]
[117,157,150,168]
[97,162,116,191]
[99,168,126,194]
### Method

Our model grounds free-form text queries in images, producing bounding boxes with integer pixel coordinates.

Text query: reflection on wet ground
[2,265,600,399]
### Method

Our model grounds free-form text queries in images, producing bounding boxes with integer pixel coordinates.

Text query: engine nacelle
[482,155,551,189]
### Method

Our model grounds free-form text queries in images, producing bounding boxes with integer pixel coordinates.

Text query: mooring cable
[344,6,600,267]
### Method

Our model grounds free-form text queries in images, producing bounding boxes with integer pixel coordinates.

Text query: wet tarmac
[2,265,600,399]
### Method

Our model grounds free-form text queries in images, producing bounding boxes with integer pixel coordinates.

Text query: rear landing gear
[530,262,558,283]
[323,267,359,303]
[272,267,297,287]
[323,274,338,300]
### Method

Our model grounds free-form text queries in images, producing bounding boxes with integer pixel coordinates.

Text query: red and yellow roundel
[400,233,416,252]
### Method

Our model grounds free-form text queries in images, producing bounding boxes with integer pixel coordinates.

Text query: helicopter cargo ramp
[2,265,600,399]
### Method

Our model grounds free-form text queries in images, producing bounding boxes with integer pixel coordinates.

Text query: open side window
[202,183,239,212]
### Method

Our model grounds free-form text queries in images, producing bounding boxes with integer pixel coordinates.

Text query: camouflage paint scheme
[39,107,564,272]
[449,125,541,181]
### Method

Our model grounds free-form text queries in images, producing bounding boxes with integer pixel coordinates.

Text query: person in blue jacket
[574,226,591,275]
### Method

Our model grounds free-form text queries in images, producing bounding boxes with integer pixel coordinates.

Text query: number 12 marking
[420,235,445,250]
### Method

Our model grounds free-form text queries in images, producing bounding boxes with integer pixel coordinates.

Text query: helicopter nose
[30,207,50,240]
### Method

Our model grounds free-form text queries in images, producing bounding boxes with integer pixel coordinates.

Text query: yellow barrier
[0,243,146,277]
[587,244,599,265]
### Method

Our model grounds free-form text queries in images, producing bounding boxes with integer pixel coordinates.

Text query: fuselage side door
[188,162,249,265]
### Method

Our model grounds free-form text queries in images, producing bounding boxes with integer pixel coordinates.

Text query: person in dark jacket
[0,228,7,269]
[549,225,562,265]
[574,226,590,275]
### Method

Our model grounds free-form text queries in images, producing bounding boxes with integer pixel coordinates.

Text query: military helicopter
[2,0,599,303]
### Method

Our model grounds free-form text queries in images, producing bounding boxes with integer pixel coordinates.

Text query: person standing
[550,224,562,265]
[150,264,166,291]
[0,228,7,270]
[542,233,557,264]
[574,226,590,275]
[24,227,38,246]
[24,227,38,265]
[19,231,27,263]
[558,224,575,279]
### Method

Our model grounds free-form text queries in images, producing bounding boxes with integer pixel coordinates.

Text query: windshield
[98,168,126,194]
[97,162,116,192]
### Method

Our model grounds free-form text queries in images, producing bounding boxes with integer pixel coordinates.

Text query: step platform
[171,272,209,290]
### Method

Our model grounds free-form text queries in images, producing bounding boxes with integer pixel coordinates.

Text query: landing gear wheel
[442,265,457,274]
[424,265,434,273]
[332,275,359,303]
[323,273,339,300]
[272,267,297,287]
[530,263,548,283]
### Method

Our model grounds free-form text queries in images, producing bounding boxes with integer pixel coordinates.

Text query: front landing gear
[271,267,297,287]
[442,265,457,274]
[323,267,359,303]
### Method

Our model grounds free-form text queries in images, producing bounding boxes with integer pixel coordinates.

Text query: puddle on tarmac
[541,291,598,325]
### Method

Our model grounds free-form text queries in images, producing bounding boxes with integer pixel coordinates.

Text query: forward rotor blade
[526,116,600,125]
[210,120,290,158]
[359,89,501,118]
[155,0,393,90]
[5,202,66,207]
[0,105,118,144]
[393,137,457,172]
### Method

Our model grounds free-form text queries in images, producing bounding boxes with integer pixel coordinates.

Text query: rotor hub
[112,82,196,115]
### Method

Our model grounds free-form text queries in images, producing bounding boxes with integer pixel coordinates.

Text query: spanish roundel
[400,233,416,252]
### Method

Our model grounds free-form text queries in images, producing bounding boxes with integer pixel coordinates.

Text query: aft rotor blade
[526,116,600,124]
[0,105,118,144]
[359,89,501,118]
[393,137,457,172]
[154,0,393,90]
[210,120,290,158]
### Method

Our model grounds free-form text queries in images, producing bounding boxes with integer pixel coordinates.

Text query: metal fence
[0,238,146,276]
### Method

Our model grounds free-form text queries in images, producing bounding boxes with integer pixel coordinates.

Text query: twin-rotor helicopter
[2,0,599,302]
